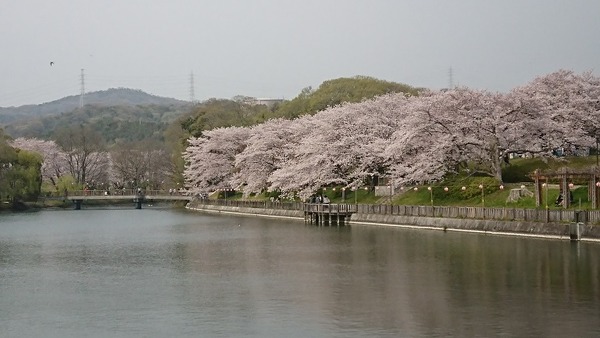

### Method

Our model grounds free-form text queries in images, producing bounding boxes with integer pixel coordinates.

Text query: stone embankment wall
[186,201,600,241]
[186,202,304,219]
[350,213,600,240]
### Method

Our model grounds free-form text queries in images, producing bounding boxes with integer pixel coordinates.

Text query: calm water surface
[0,207,599,337]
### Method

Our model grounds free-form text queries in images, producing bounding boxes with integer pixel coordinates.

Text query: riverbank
[186,201,600,242]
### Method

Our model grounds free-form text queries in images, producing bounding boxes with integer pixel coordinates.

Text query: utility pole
[448,67,454,89]
[79,68,85,108]
[189,71,196,103]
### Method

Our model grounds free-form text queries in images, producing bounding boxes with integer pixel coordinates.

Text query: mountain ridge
[0,88,190,125]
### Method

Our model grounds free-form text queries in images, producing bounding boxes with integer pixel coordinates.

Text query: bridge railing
[144,189,188,197]
[52,189,190,198]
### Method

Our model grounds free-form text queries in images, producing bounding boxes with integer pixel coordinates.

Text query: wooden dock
[303,203,356,226]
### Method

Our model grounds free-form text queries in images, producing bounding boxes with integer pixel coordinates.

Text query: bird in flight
[50,61,54,66]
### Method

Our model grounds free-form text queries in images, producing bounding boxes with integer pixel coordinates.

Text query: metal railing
[48,189,189,198]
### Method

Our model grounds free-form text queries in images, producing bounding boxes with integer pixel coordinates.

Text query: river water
[0,207,599,337]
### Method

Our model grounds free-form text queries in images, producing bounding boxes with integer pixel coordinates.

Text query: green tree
[269,86,313,119]
[270,76,420,119]
[2,149,43,205]
[0,129,17,201]
[56,174,80,194]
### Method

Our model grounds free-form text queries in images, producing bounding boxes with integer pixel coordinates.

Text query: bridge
[59,189,193,209]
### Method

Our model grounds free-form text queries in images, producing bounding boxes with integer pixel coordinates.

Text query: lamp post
[341,188,345,203]
[427,186,433,206]
[542,181,548,209]
[499,184,504,206]
[479,184,485,207]
[596,181,600,209]
[370,173,375,191]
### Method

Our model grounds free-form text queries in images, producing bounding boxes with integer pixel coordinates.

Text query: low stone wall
[350,213,600,240]
[186,202,600,241]
[186,202,304,219]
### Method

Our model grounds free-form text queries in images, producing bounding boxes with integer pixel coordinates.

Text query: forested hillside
[5,104,186,143]
[0,88,189,125]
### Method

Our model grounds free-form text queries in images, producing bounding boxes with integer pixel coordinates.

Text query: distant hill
[0,88,190,125]
[4,102,190,143]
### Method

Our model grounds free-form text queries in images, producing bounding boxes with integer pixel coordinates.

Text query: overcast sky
[1,0,599,107]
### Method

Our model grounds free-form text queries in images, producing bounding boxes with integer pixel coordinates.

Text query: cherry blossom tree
[183,126,251,194]
[262,114,321,198]
[383,88,507,184]
[267,94,412,198]
[231,118,296,196]
[183,70,600,198]
[508,70,600,154]
[384,75,599,185]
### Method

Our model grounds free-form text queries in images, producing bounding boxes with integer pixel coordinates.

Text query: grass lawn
[225,155,600,209]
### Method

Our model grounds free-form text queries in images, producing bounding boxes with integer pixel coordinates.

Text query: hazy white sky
[1,0,599,107]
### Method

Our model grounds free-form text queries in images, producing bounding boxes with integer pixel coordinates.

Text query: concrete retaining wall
[186,203,304,219]
[350,213,600,240]
[186,202,600,241]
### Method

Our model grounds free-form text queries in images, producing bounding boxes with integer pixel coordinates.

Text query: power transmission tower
[189,71,196,103]
[79,68,85,108]
[448,67,454,89]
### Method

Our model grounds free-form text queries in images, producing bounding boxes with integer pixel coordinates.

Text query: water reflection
[0,209,599,337]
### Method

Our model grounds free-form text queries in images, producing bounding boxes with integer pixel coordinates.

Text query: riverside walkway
[186,199,357,226]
